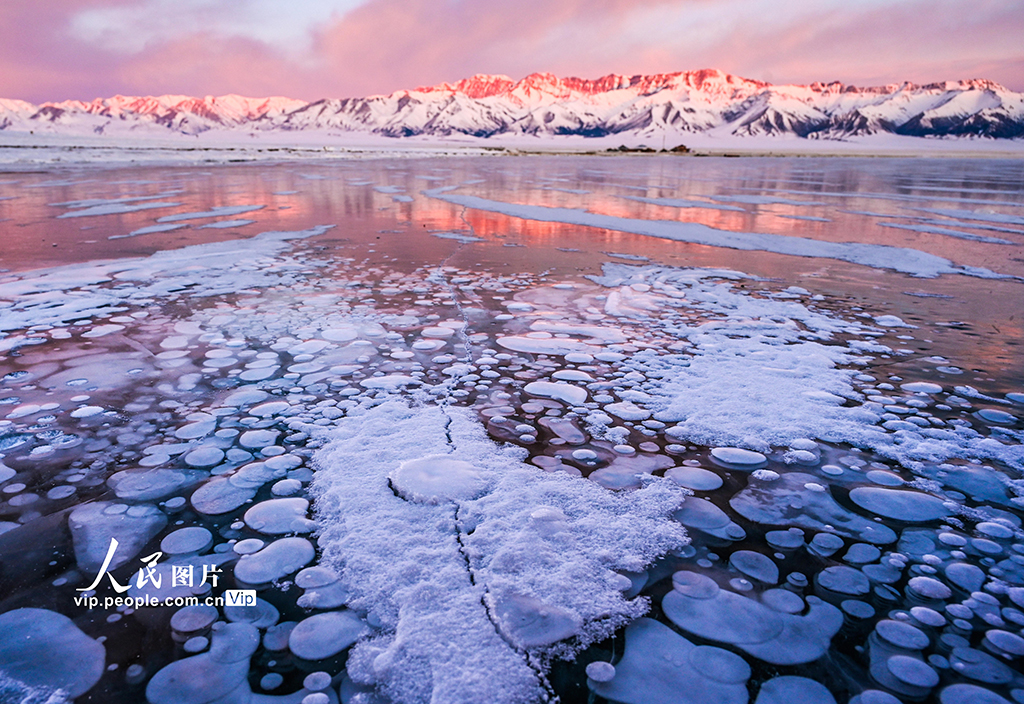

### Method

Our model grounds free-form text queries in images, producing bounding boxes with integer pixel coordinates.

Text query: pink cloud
[1,0,1022,102]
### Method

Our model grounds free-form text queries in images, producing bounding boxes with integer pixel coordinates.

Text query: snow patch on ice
[310,399,686,703]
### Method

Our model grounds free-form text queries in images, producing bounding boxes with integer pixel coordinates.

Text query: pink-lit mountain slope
[2,69,1022,140]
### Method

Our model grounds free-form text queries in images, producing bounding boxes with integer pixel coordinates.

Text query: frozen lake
[0,156,1022,704]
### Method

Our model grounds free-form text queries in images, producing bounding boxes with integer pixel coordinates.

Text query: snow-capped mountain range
[2,69,1022,141]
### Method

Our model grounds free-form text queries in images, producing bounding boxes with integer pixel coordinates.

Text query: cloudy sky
[2,0,1022,102]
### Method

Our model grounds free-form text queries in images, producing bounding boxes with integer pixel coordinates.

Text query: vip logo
[225,589,257,607]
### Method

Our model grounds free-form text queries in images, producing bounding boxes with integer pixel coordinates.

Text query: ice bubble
[295,565,340,589]
[225,596,279,629]
[422,326,456,339]
[243,498,315,534]
[524,381,588,406]
[0,608,105,698]
[875,620,929,650]
[907,575,952,600]
[271,478,302,496]
[810,533,845,557]
[265,454,303,471]
[766,529,805,550]
[174,420,216,440]
[47,485,76,500]
[170,604,218,635]
[663,571,842,665]
[494,592,581,648]
[866,470,904,487]
[817,566,870,596]
[234,537,315,585]
[322,327,358,342]
[849,487,952,522]
[755,676,837,704]
[289,611,368,660]
[233,538,265,555]
[70,405,104,418]
[190,477,257,515]
[948,646,1015,685]
[761,589,804,614]
[183,446,225,469]
[146,623,257,704]
[909,606,946,628]
[854,691,903,704]
[843,543,881,565]
[69,501,167,572]
[390,455,489,504]
[605,401,651,421]
[976,409,1016,425]
[675,498,746,541]
[359,374,422,390]
[665,466,723,491]
[587,618,749,704]
[304,671,333,691]
[6,404,41,419]
[730,550,779,584]
[222,388,270,407]
[710,447,767,469]
[976,522,1014,539]
[902,382,943,394]
[160,526,213,557]
[238,428,280,449]
[250,401,291,417]
[585,661,616,683]
[939,684,1013,704]
[261,672,284,690]
[875,315,911,328]
[784,450,818,465]
[107,468,206,502]
[257,623,294,655]
[983,629,1024,657]
[887,655,939,689]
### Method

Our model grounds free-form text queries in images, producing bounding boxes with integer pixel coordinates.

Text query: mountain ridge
[2,69,1022,140]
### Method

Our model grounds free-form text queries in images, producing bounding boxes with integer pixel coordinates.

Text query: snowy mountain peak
[3,70,1022,140]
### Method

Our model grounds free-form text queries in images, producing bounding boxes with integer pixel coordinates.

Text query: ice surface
[0,224,333,332]
[198,219,255,229]
[587,264,1024,471]
[311,400,685,703]
[156,204,265,223]
[425,189,1012,279]
[56,200,182,218]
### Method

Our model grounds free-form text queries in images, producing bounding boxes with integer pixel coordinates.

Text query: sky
[1,0,1022,102]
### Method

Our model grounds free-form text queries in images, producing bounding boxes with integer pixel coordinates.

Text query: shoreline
[2,130,1023,167]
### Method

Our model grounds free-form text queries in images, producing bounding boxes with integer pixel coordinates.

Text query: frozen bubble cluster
[0,160,1022,704]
